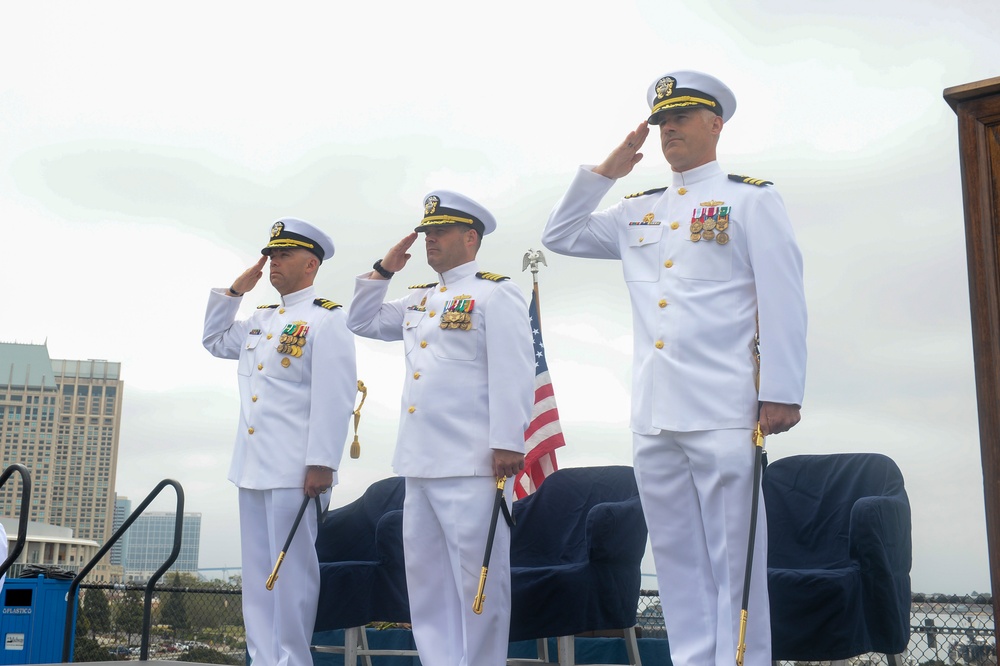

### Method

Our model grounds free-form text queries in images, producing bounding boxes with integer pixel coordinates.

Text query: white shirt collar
[280,284,316,307]
[438,260,479,286]
[671,160,723,189]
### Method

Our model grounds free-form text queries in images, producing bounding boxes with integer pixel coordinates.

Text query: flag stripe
[514,289,565,499]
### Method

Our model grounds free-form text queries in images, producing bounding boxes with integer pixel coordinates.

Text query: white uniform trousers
[240,488,327,666]
[633,429,771,666]
[403,476,512,666]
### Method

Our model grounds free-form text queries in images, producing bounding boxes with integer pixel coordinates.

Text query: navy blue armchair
[313,476,411,664]
[764,453,912,662]
[314,476,409,631]
[509,466,648,666]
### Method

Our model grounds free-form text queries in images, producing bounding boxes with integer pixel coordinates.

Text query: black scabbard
[266,493,313,591]
[473,477,509,614]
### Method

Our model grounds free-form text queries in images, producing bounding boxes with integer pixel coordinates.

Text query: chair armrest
[375,509,405,564]
[849,493,912,652]
[586,497,648,562]
[849,494,911,577]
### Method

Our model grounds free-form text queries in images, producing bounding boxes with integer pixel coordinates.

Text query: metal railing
[63,479,185,662]
[0,464,31,581]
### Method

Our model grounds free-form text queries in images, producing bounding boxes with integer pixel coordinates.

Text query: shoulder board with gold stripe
[257,304,279,309]
[625,186,668,199]
[408,282,439,289]
[476,271,510,282]
[313,298,342,310]
[728,174,773,187]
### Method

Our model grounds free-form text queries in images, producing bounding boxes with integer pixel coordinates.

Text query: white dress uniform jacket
[347,260,535,475]
[348,259,534,666]
[203,284,357,488]
[542,161,806,434]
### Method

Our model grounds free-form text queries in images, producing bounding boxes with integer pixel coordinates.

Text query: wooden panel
[945,77,1000,643]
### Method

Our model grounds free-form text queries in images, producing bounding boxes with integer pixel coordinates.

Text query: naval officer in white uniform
[203,218,357,666]
[542,71,807,666]
[347,191,535,666]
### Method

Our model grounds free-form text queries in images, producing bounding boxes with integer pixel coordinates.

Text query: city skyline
[1,0,999,594]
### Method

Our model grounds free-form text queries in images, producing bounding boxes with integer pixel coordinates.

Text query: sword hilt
[265,552,285,591]
[472,566,488,614]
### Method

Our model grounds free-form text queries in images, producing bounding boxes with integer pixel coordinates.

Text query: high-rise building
[0,342,123,580]
[112,495,132,567]
[123,512,202,582]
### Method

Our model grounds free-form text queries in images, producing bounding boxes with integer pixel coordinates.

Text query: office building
[112,495,131,567]
[0,342,124,580]
[123,511,202,582]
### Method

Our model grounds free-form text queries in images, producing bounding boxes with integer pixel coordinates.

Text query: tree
[74,635,117,662]
[114,590,144,645]
[181,646,241,665]
[160,572,190,637]
[81,589,112,637]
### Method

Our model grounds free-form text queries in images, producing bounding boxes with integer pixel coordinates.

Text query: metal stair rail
[0,463,31,580]
[62,478,185,662]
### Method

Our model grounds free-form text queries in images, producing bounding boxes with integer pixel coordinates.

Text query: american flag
[514,288,566,499]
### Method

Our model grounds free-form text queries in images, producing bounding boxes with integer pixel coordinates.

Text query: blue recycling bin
[0,575,77,664]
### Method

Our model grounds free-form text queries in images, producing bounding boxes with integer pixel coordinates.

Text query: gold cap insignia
[655,76,676,100]
[424,195,440,216]
[270,221,284,238]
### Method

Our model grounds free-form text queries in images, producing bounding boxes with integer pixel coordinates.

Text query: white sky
[2,0,999,594]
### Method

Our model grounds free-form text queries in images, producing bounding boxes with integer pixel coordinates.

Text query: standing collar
[438,260,479,286]
[671,160,723,189]
[280,284,316,307]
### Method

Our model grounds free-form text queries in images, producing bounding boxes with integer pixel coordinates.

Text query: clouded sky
[2,0,998,593]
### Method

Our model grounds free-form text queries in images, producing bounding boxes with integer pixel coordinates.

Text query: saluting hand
[229,256,267,296]
[593,121,650,180]
[372,232,418,279]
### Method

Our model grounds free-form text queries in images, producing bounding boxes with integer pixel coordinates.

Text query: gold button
[658,299,667,308]
[279,308,285,314]
[670,222,679,230]
[420,341,428,348]
[252,395,258,402]
[408,406,416,414]
[429,311,436,317]
[405,321,410,326]
[677,187,688,195]
[440,286,447,292]
[281,357,291,368]
[266,334,273,340]
[413,372,421,379]
[655,341,664,349]
[664,260,674,268]
[638,236,644,243]
[257,363,263,370]
[248,427,255,435]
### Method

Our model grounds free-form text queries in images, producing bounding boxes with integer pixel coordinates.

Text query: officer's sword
[737,328,766,666]
[472,476,515,614]
[735,422,765,666]
[266,494,321,590]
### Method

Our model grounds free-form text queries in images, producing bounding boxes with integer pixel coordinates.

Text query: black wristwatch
[372,259,394,279]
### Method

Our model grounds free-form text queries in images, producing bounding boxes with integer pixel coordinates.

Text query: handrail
[62,479,184,662]
[0,464,31,580]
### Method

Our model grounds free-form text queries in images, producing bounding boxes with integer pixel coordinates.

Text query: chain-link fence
[74,582,245,663]
[636,590,996,666]
[78,585,995,664]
